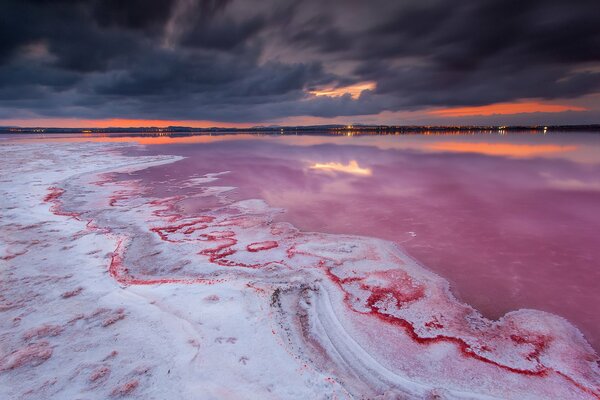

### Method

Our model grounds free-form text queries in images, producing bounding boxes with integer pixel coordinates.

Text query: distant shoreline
[1,124,600,135]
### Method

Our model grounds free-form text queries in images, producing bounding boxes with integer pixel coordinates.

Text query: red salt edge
[45,186,116,239]
[323,268,546,376]
[323,267,600,398]
[149,196,187,222]
[199,238,282,269]
[43,187,65,203]
[147,206,279,269]
[150,216,214,242]
[555,371,600,399]
[145,197,281,268]
[108,236,224,286]
[44,186,82,220]
[108,237,126,280]
[208,230,236,238]
[85,219,110,234]
[247,240,279,252]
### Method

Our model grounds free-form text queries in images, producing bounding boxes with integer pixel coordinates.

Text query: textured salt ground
[0,141,599,399]
[0,143,346,399]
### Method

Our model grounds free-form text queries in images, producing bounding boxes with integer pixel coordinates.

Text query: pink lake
[40,131,600,352]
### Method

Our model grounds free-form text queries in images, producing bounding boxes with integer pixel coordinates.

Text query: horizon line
[2,123,600,132]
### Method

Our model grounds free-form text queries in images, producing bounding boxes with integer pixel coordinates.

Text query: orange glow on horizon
[0,97,591,129]
[0,118,253,129]
[309,81,376,100]
[427,142,578,157]
[429,102,587,117]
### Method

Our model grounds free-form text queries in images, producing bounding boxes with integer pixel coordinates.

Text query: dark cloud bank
[1,0,600,123]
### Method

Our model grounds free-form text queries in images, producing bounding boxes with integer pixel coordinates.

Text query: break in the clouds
[1,0,600,125]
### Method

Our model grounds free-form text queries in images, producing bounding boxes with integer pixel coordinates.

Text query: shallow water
[7,131,600,352]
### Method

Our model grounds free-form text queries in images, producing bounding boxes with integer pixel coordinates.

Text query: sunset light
[429,101,588,117]
[309,81,376,100]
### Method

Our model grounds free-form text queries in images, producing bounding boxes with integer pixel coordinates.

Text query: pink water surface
[128,132,600,351]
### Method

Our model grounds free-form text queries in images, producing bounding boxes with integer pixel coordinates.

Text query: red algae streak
[108,237,127,281]
[43,187,65,203]
[43,186,81,219]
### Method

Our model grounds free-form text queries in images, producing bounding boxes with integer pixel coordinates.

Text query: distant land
[1,124,600,135]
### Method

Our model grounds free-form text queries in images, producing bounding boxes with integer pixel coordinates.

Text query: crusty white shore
[0,142,349,399]
[0,140,598,399]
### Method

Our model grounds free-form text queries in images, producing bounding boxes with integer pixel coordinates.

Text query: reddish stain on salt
[0,250,27,261]
[61,287,83,298]
[43,187,65,203]
[23,324,64,341]
[1,341,53,371]
[103,350,119,361]
[102,308,126,327]
[424,317,444,330]
[110,379,139,397]
[204,294,220,303]
[89,365,111,382]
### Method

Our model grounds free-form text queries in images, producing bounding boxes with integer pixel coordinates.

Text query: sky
[1,0,600,128]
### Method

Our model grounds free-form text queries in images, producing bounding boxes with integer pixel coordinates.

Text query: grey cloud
[1,0,600,123]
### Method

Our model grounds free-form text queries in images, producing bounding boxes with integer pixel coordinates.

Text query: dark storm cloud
[92,0,177,33]
[1,0,600,123]
[350,0,600,107]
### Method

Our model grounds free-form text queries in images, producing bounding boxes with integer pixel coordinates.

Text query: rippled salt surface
[1,133,599,399]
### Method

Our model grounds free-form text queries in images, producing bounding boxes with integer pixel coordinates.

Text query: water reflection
[4,130,600,164]
[426,142,578,157]
[309,160,372,176]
